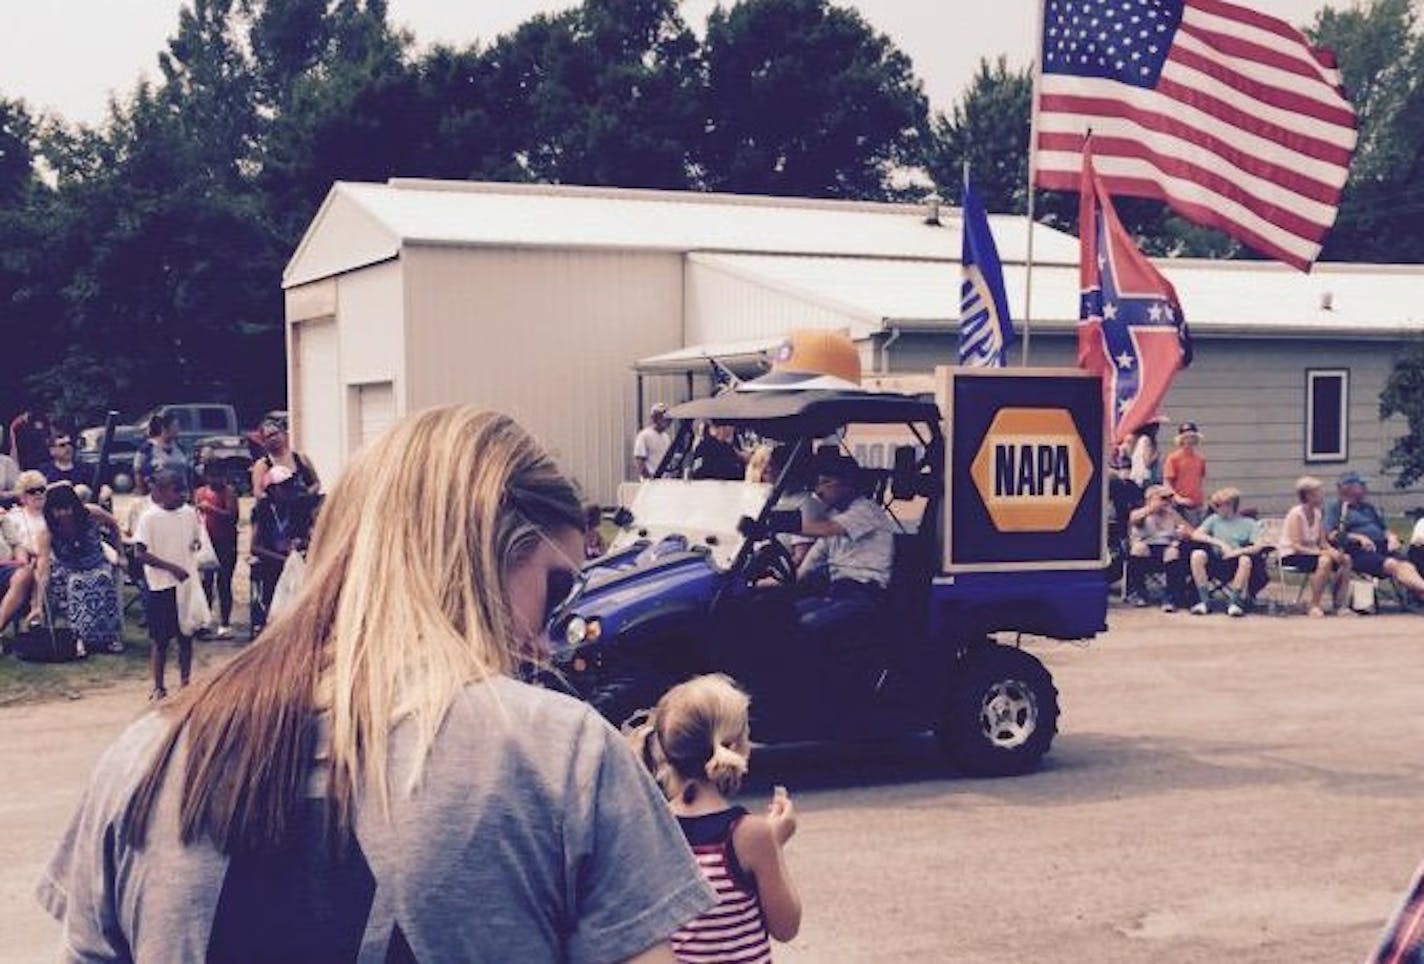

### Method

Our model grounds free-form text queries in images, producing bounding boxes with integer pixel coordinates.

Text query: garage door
[354,382,395,452]
[294,320,340,485]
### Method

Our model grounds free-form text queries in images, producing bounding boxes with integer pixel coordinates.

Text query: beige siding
[887,332,1422,515]
[402,247,683,502]
[336,260,406,392]
[684,257,873,345]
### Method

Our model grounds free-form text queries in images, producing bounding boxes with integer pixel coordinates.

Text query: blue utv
[547,387,1106,776]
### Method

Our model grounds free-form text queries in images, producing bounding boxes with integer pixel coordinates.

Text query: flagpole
[1022,0,1047,367]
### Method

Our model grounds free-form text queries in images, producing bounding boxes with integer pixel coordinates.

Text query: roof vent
[923,192,943,227]
[1320,291,1334,311]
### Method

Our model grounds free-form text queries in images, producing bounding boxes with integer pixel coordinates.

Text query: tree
[699,0,928,200]
[1381,340,1424,488]
[1309,0,1424,262]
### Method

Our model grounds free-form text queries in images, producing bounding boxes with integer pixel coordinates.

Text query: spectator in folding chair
[1186,487,1271,617]
[28,483,125,656]
[1124,484,1189,609]
[0,509,36,648]
[1409,515,1424,576]
[1277,475,1352,618]
[1325,471,1424,608]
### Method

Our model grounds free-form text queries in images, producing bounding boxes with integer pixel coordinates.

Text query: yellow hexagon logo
[969,408,1096,533]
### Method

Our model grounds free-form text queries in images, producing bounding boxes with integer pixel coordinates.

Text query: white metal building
[284,179,1424,512]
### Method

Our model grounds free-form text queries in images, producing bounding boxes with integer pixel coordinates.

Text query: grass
[0,588,242,707]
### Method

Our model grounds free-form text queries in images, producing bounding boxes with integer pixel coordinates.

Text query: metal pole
[1023,0,1048,367]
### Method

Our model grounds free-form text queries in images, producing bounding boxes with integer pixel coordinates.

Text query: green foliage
[700,0,928,199]
[1380,339,1424,488]
[1309,0,1424,261]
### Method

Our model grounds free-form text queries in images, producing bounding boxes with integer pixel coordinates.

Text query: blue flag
[958,181,1016,367]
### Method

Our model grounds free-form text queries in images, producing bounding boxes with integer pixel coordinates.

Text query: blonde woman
[40,407,714,962]
[3,469,49,563]
[1278,476,1352,617]
[1188,486,1270,616]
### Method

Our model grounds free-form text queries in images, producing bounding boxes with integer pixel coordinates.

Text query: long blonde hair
[126,406,583,852]
[630,674,751,805]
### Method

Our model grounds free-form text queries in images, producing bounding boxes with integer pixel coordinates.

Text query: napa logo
[969,408,1095,532]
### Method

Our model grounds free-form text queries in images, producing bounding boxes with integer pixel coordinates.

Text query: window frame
[1304,368,1349,463]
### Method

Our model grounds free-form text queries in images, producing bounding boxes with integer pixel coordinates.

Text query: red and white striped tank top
[672,807,773,964]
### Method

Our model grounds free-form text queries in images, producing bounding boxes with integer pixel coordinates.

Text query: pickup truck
[77,403,250,491]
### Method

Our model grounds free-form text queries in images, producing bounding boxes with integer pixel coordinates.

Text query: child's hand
[767,785,796,845]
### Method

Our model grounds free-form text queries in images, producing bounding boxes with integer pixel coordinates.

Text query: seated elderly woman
[0,511,36,639]
[1186,486,1271,617]
[1278,475,1352,617]
[28,482,125,655]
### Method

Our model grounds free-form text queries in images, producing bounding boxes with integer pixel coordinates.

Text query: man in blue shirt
[1325,471,1424,602]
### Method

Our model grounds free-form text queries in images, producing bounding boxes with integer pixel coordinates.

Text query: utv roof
[670,389,940,436]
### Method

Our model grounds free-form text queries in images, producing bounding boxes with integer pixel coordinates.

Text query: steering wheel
[746,538,797,587]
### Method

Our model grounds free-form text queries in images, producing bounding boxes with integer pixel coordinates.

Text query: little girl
[630,674,801,963]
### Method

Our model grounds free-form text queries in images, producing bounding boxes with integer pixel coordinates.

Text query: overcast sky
[3,0,1332,127]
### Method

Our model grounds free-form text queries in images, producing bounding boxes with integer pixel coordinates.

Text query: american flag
[1034,0,1357,271]
[1079,139,1191,442]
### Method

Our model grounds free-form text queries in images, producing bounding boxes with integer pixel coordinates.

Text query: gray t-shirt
[798,495,895,588]
[38,677,715,963]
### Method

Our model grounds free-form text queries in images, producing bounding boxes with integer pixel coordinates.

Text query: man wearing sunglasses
[39,436,84,487]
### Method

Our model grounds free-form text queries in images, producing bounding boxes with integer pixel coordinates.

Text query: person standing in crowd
[250,466,323,633]
[1278,476,1352,617]
[3,470,50,564]
[134,413,191,496]
[29,483,125,655]
[195,467,239,639]
[1163,420,1208,524]
[629,674,802,964]
[9,405,54,471]
[249,419,321,499]
[1130,418,1166,489]
[690,422,745,481]
[40,406,714,960]
[1326,471,1424,604]
[38,434,84,487]
[134,471,200,699]
[634,403,673,480]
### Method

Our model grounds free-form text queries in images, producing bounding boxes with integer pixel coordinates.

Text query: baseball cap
[813,452,861,482]
[1337,470,1366,488]
[1177,421,1200,436]
[650,402,669,416]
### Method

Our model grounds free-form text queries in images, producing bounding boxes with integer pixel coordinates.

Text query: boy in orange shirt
[1163,421,1207,524]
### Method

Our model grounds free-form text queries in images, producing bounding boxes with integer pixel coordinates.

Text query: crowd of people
[0,407,323,699]
[1114,420,1424,617]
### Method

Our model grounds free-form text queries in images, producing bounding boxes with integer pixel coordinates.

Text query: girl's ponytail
[704,741,749,797]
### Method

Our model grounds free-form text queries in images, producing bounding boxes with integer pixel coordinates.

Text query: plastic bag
[177,572,212,636]
[269,551,306,620]
[193,518,220,572]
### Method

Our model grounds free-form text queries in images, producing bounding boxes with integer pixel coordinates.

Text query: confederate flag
[1078,138,1192,443]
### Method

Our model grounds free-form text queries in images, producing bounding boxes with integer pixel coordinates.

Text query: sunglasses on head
[24,486,45,496]
[543,566,579,624]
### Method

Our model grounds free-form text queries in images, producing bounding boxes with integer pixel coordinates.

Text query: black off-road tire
[939,644,1059,776]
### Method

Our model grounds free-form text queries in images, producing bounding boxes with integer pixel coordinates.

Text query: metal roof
[690,253,1424,337]
[283,179,1080,288]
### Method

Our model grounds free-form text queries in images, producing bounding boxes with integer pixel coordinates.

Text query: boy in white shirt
[133,471,197,700]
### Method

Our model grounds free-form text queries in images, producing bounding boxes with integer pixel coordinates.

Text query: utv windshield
[610,479,772,569]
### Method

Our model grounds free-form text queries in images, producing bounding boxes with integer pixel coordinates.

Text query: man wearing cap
[1163,421,1207,523]
[790,453,895,633]
[633,404,672,480]
[1325,472,1424,601]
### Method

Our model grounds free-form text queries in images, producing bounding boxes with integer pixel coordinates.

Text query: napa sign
[969,408,1095,532]
[941,368,1105,571]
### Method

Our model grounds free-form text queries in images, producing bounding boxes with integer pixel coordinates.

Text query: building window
[1305,369,1348,462]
